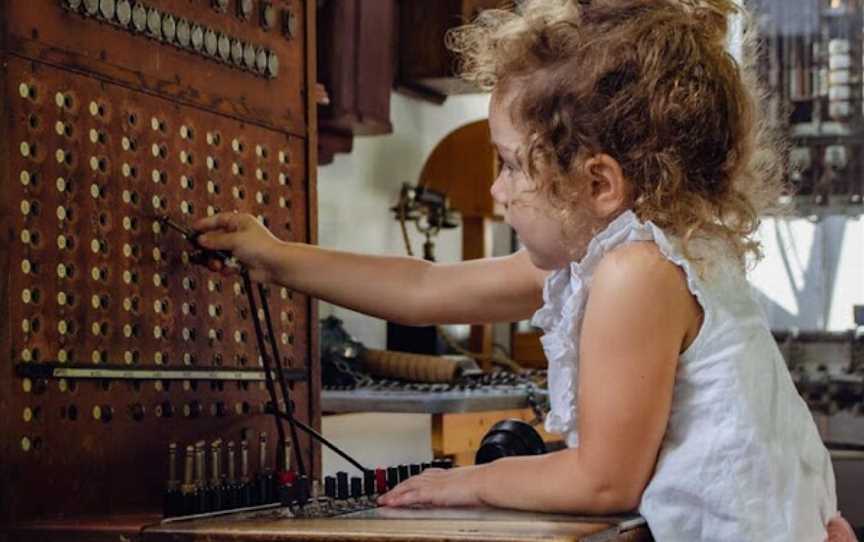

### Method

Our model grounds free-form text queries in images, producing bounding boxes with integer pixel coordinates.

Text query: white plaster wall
[321,413,433,477]
[750,216,864,331]
[317,92,492,349]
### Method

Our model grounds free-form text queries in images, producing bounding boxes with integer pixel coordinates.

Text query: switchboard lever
[194,441,209,513]
[239,439,253,507]
[210,440,224,511]
[226,441,239,509]
[164,443,183,517]
[181,445,198,516]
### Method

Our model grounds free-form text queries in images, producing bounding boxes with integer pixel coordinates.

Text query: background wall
[751,216,864,331]
[317,92,491,475]
[317,92,492,349]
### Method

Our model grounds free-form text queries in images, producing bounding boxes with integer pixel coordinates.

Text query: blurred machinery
[748,0,864,422]
[748,1,864,527]
[751,0,864,214]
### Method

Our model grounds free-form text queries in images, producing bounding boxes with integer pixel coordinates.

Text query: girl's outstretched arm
[379,242,702,513]
[194,212,548,326]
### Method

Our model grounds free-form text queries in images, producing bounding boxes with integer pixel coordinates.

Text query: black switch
[295,475,310,505]
[350,477,362,499]
[431,458,453,470]
[409,464,421,477]
[279,481,297,507]
[363,470,376,497]
[336,471,349,500]
[324,476,336,499]
[398,464,409,483]
[386,467,399,489]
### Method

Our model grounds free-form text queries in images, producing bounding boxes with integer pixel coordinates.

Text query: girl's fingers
[197,231,236,251]
[194,212,243,233]
[379,487,407,504]
[386,490,424,507]
[380,476,436,507]
[379,482,414,505]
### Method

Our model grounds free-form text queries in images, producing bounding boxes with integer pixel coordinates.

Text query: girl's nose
[490,175,508,206]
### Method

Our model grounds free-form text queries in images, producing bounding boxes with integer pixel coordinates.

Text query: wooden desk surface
[141,507,652,542]
[3,508,652,542]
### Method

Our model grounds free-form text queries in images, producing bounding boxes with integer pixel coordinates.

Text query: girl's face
[489,89,595,270]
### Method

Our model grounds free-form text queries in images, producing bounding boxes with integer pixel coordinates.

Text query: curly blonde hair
[447,0,787,265]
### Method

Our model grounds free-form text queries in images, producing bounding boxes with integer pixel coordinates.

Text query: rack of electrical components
[749,0,864,215]
[0,0,320,535]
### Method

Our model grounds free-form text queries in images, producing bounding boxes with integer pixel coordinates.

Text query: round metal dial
[191,25,204,51]
[65,0,83,10]
[261,2,276,29]
[243,43,256,69]
[231,39,244,65]
[83,0,99,16]
[176,19,191,47]
[212,0,229,12]
[162,14,176,43]
[239,0,254,20]
[218,33,231,61]
[283,9,297,39]
[204,28,218,56]
[116,0,132,26]
[99,0,116,20]
[267,52,279,78]
[131,2,147,31]
[255,48,268,73]
[147,8,162,38]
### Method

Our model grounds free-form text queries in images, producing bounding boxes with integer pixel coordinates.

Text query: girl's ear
[583,154,632,218]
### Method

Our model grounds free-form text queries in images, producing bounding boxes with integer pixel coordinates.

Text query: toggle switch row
[164,432,297,517]
[61,0,282,78]
[163,432,453,519]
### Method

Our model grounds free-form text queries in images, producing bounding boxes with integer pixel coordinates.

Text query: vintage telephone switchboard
[0,0,320,529]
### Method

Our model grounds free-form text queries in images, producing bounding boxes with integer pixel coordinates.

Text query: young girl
[195,0,858,540]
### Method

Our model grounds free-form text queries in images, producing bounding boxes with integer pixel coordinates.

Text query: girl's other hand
[378,466,486,508]
[193,212,283,283]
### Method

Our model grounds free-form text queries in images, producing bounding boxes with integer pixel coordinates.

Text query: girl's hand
[193,212,283,283]
[377,466,487,508]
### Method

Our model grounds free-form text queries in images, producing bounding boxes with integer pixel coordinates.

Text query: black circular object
[386,466,399,489]
[350,477,362,499]
[336,471,349,500]
[323,476,336,499]
[474,419,547,465]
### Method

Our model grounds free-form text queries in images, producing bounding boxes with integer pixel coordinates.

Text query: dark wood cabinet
[316,0,498,164]
[317,0,396,164]
[397,0,502,101]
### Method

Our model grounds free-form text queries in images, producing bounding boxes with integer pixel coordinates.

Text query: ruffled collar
[531,210,642,332]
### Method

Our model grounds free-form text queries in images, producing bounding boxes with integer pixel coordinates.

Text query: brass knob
[162,14,177,43]
[146,7,162,38]
[83,0,99,16]
[176,18,191,47]
[191,24,204,51]
[116,0,131,26]
[204,28,218,56]
[99,0,116,20]
[131,2,147,32]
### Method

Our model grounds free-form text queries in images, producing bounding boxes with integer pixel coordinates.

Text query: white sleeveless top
[531,211,837,541]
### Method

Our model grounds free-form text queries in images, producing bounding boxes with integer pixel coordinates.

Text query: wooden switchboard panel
[0,0,319,528]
